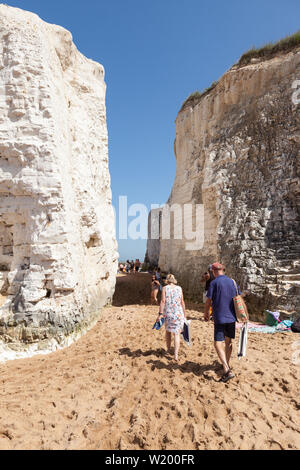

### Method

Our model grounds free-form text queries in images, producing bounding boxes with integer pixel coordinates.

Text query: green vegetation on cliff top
[179,82,218,112]
[238,29,300,65]
[180,30,300,113]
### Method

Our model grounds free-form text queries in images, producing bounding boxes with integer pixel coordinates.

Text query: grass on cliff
[179,30,300,113]
[180,81,218,112]
[238,29,300,66]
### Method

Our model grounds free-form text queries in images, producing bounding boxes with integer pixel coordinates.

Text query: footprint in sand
[107,398,116,409]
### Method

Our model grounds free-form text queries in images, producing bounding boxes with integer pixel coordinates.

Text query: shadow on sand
[119,347,221,380]
[112,273,206,311]
[112,273,154,307]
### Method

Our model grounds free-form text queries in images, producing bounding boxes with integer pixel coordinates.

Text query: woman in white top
[156,274,186,361]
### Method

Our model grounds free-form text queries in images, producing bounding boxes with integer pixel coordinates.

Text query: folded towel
[152,318,165,330]
[181,319,192,347]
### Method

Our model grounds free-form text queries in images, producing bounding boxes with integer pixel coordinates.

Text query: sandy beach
[0,273,299,450]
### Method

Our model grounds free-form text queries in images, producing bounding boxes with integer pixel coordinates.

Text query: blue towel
[276,320,293,331]
[152,317,165,330]
[181,319,192,346]
[248,322,293,333]
[280,320,293,328]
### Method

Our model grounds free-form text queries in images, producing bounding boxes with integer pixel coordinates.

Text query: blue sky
[5,0,300,261]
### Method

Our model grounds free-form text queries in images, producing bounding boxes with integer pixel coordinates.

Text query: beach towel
[250,324,292,333]
[236,321,262,330]
[181,319,192,347]
[238,322,248,359]
[265,310,280,327]
[277,320,294,331]
[237,320,293,334]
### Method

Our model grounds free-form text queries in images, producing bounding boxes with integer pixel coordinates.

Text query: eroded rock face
[0,5,118,352]
[158,50,300,317]
[144,208,162,267]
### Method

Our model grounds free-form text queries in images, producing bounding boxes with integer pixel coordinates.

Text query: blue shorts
[214,322,236,342]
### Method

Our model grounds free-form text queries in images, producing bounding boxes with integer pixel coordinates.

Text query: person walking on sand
[125,260,130,273]
[135,259,141,273]
[204,262,241,383]
[156,274,186,362]
[130,260,135,273]
[151,275,160,304]
[155,267,161,283]
[201,266,213,304]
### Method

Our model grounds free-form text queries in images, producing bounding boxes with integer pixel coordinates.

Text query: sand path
[0,273,299,450]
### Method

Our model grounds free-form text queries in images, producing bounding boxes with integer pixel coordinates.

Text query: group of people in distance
[119,259,141,274]
[154,262,242,383]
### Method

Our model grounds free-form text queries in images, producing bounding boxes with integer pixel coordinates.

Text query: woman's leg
[174,332,180,361]
[165,331,172,352]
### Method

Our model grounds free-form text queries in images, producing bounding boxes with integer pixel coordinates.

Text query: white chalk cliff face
[144,208,162,267]
[158,48,300,318]
[0,5,118,352]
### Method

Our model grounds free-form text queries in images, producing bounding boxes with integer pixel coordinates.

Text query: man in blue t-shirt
[204,262,241,383]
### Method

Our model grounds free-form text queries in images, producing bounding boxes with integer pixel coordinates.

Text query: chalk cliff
[144,208,162,267]
[0,5,118,355]
[157,47,300,317]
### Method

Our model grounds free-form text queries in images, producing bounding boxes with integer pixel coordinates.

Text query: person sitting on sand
[151,275,160,304]
[204,262,241,383]
[156,274,186,362]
